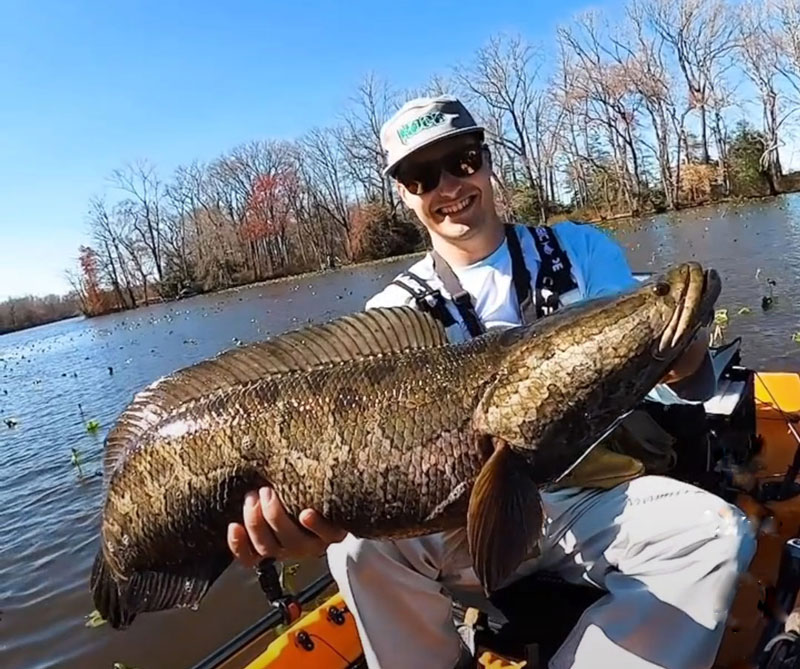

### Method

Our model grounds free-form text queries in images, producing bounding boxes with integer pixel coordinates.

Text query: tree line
[0,295,80,335]
[12,0,800,327]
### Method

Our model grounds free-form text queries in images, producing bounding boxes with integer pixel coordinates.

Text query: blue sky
[0,0,792,299]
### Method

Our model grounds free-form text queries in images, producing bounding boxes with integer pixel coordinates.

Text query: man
[228,96,756,668]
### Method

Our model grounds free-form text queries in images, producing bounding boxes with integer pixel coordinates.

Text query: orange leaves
[78,246,107,316]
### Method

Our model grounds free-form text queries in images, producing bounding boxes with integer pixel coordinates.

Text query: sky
[0,0,795,300]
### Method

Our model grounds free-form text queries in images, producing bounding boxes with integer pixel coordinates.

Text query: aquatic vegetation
[70,448,85,477]
[86,419,100,432]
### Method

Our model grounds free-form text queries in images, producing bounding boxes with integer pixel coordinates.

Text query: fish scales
[91,263,721,628]
[105,338,501,561]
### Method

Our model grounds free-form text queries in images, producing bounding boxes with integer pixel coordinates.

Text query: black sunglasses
[395,144,485,195]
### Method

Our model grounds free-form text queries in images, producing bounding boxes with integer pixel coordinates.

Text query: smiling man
[228,96,756,668]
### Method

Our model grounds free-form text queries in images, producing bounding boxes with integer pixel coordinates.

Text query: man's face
[394,133,496,244]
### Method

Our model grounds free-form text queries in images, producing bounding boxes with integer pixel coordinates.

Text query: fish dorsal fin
[102,306,450,478]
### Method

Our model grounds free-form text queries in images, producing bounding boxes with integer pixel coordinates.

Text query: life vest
[389,224,579,336]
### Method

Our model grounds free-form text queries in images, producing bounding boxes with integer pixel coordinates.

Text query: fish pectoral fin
[467,439,543,595]
[91,549,232,629]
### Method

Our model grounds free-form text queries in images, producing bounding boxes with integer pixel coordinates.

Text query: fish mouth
[655,264,720,358]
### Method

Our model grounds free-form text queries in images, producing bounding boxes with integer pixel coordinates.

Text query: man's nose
[436,168,462,197]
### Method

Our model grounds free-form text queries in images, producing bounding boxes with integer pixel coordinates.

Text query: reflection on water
[2,195,800,669]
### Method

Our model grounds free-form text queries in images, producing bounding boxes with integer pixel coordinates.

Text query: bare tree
[336,73,397,208]
[619,1,693,208]
[455,34,553,220]
[109,160,166,283]
[646,0,737,164]
[737,0,791,194]
[87,196,138,308]
[299,128,352,257]
[559,13,646,213]
[775,0,800,96]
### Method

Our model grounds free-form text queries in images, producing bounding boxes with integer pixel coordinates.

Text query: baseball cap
[380,95,485,177]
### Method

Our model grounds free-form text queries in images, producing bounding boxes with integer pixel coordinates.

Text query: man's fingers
[227,522,260,568]
[259,487,321,553]
[299,509,347,545]
[243,490,283,558]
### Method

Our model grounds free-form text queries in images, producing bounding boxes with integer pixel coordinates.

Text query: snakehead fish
[91,262,720,629]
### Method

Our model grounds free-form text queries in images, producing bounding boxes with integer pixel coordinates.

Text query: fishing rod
[189,568,335,669]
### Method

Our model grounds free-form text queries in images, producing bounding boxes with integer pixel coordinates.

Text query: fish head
[645,262,721,359]
[465,263,721,594]
[475,261,721,467]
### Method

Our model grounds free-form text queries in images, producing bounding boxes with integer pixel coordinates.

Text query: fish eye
[653,281,671,297]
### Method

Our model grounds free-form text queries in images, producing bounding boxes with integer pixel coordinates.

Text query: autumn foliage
[78,246,107,316]
[349,201,422,262]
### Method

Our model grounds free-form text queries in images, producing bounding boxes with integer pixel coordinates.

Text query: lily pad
[86,419,100,432]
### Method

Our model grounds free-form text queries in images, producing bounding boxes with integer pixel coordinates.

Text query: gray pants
[327,475,757,668]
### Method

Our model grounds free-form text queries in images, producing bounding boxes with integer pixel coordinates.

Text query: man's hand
[227,487,347,568]
[662,328,710,386]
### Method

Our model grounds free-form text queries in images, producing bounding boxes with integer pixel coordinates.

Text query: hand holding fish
[662,328,710,385]
[227,487,347,567]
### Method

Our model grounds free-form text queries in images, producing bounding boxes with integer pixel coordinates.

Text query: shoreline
[5,190,799,336]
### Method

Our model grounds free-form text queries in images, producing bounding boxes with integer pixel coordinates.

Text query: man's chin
[438,218,479,238]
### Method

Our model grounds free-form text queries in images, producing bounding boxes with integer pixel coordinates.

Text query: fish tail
[91,550,134,629]
[91,548,232,629]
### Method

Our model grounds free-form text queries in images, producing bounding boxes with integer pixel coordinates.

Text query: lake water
[3,195,800,669]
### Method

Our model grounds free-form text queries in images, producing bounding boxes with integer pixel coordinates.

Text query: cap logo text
[397,111,445,144]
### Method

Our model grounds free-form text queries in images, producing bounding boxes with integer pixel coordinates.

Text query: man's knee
[712,498,757,572]
[680,490,757,588]
[327,534,388,587]
[327,533,442,585]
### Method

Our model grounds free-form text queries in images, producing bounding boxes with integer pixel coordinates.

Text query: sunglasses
[395,144,485,195]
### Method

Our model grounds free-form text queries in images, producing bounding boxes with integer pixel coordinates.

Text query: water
[2,196,800,669]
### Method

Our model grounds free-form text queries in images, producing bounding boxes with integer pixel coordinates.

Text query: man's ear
[395,180,412,208]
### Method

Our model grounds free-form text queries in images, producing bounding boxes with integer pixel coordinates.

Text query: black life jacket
[390,224,578,338]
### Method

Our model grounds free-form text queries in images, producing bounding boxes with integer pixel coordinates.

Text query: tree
[646,0,737,165]
[728,120,771,196]
[78,246,106,316]
[737,0,789,195]
[349,201,422,262]
[87,196,137,309]
[455,34,553,220]
[558,12,646,213]
[109,160,166,284]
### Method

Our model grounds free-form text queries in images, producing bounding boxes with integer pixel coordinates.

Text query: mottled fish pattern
[91,262,719,629]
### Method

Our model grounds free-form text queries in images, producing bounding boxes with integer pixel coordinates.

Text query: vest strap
[390,272,456,328]
[525,225,577,319]
[506,225,536,324]
[429,250,485,337]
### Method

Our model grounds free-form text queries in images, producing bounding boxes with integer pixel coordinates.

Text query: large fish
[91,262,720,629]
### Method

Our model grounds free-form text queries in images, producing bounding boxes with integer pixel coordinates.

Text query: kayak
[193,344,800,669]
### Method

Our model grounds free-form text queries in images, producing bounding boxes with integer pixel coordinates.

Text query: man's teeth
[439,196,473,215]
